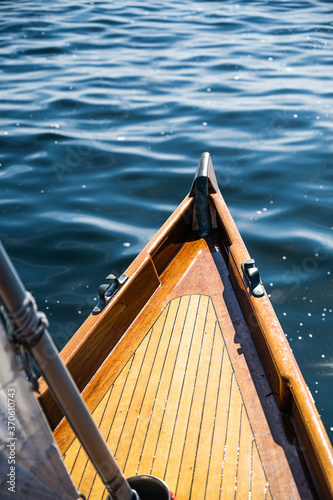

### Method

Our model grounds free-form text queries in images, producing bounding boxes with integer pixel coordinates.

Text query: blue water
[1,0,332,441]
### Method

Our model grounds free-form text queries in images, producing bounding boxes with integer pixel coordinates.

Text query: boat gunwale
[211,190,333,500]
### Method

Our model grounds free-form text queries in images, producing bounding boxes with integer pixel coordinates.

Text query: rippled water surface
[1,0,332,440]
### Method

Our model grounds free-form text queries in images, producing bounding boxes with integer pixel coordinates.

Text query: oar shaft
[0,242,134,500]
[0,242,27,311]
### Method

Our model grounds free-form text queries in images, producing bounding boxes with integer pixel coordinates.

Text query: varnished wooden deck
[63,295,271,499]
[55,236,316,499]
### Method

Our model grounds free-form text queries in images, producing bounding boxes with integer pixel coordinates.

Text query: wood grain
[60,295,275,499]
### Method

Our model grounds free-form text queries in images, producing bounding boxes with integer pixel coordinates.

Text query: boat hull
[39,154,333,499]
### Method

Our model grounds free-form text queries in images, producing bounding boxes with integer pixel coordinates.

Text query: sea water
[0,0,332,441]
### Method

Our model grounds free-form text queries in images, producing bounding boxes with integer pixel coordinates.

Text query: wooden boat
[38,153,333,499]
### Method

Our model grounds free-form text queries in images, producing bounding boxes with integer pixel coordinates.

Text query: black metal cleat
[92,273,128,315]
[241,259,264,297]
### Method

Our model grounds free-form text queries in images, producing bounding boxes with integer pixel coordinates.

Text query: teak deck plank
[251,443,269,499]
[234,406,253,499]
[189,318,222,497]
[55,236,317,499]
[205,346,231,499]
